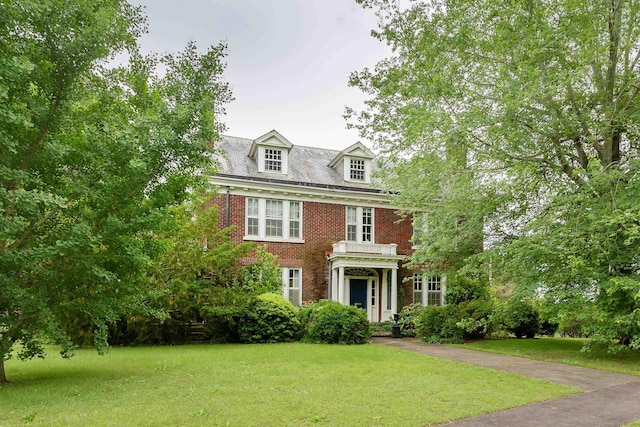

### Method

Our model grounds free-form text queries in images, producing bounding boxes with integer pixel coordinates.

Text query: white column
[382,269,388,311]
[338,266,345,305]
[391,267,398,314]
[331,267,338,301]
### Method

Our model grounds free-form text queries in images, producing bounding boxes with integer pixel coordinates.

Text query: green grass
[1,343,576,426]
[456,337,640,376]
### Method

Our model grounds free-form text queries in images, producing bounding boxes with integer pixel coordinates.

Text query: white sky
[130,0,390,151]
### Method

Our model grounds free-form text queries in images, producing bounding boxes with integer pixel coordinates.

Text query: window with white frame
[426,275,443,306]
[289,201,300,239]
[265,200,283,237]
[346,206,373,243]
[412,214,427,247]
[413,273,443,306]
[413,274,423,304]
[247,198,259,236]
[349,158,366,181]
[282,267,302,307]
[245,198,302,241]
[264,148,282,172]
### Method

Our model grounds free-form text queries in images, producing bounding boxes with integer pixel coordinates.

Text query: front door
[350,279,368,311]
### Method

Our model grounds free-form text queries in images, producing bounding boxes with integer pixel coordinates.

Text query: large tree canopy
[349,0,640,349]
[0,0,231,381]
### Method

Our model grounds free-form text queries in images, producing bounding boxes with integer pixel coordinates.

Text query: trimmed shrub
[415,299,495,343]
[200,287,256,343]
[237,293,300,343]
[299,300,371,344]
[457,299,495,339]
[415,304,465,343]
[499,299,540,338]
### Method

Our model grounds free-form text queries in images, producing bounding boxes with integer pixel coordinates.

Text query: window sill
[243,236,306,244]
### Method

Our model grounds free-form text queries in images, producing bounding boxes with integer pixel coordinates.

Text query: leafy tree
[151,200,254,316]
[349,0,640,350]
[240,245,284,295]
[0,0,231,381]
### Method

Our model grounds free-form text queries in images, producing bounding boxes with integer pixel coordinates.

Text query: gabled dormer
[328,142,375,184]
[249,130,293,174]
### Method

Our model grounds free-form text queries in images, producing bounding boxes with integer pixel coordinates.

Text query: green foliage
[497,299,540,339]
[444,273,492,306]
[415,299,495,343]
[370,320,394,336]
[457,300,496,339]
[351,0,640,352]
[397,303,422,337]
[416,305,465,344]
[240,245,282,294]
[237,293,300,344]
[0,0,232,379]
[152,201,254,292]
[299,301,371,344]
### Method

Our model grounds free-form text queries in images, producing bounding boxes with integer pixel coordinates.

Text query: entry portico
[328,241,406,322]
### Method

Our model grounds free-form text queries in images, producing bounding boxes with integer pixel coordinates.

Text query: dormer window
[249,130,293,174]
[264,148,283,172]
[329,142,375,184]
[349,159,366,181]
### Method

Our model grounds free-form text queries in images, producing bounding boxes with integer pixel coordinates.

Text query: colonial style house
[208,130,443,322]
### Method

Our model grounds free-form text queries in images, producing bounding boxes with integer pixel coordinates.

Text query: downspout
[225,186,230,228]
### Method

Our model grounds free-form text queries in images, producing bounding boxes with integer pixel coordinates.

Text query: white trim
[210,175,392,208]
[344,157,371,183]
[257,146,289,174]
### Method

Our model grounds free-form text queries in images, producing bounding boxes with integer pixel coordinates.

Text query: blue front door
[350,279,368,310]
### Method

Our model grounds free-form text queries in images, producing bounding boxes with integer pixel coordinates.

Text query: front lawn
[458,337,640,376]
[1,343,576,426]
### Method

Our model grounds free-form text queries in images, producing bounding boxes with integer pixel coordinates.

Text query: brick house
[209,130,444,322]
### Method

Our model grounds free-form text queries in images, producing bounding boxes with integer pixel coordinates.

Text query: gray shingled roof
[214,134,380,192]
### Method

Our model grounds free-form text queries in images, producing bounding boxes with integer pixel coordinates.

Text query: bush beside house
[299,301,371,344]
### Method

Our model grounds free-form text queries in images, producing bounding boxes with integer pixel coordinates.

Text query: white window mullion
[283,201,290,239]
[258,198,266,238]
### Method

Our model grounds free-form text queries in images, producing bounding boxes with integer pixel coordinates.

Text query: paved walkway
[371,337,640,426]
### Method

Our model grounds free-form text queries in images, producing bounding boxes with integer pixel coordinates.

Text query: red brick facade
[209,193,416,307]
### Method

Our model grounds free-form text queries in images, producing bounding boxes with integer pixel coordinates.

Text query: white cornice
[210,175,394,208]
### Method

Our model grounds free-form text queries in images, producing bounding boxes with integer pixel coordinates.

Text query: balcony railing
[332,241,398,256]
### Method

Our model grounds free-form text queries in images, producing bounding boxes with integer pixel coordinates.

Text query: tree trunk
[0,358,7,383]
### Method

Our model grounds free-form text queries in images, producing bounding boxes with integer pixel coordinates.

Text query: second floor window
[246,198,302,241]
[264,149,282,172]
[346,206,373,243]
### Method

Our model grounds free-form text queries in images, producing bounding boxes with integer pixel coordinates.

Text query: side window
[289,202,300,238]
[413,274,423,304]
[283,268,302,307]
[246,198,259,236]
[427,276,443,306]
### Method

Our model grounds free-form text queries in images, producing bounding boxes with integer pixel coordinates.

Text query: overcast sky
[130,0,390,151]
